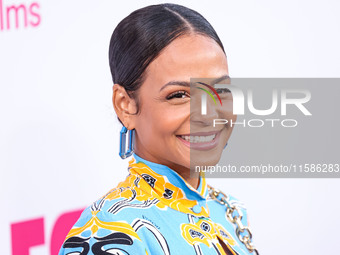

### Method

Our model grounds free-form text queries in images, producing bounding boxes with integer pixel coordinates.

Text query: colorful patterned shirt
[58,153,254,255]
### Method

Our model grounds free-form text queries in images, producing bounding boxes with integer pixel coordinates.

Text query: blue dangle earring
[119,126,135,159]
[224,142,228,149]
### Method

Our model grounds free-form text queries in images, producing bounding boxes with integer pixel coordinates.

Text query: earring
[224,142,228,149]
[119,126,135,159]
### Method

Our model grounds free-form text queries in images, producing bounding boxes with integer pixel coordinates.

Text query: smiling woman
[58,3,258,255]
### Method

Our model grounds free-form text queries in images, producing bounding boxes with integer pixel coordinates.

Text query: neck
[178,168,200,189]
[134,147,200,190]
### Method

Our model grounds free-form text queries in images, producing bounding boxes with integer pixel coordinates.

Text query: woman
[59,3,258,255]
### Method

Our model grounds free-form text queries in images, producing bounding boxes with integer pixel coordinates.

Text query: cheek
[158,111,187,137]
[219,100,235,120]
[138,105,186,140]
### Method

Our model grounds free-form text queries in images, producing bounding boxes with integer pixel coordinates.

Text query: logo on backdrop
[0,0,41,31]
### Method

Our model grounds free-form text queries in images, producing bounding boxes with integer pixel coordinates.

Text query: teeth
[180,134,216,143]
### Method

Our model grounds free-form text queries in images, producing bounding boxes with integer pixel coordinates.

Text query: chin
[190,156,221,168]
[190,146,224,167]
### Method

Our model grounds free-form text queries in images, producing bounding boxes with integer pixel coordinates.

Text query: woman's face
[131,34,236,179]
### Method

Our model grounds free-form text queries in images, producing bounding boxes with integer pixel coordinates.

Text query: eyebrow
[159,74,230,92]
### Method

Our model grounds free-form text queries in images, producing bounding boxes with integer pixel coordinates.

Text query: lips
[176,130,222,150]
[179,134,216,143]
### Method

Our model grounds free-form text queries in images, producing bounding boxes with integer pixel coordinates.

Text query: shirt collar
[128,153,210,217]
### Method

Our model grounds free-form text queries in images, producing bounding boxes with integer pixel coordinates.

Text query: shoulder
[59,186,150,254]
[65,185,140,235]
[78,184,145,223]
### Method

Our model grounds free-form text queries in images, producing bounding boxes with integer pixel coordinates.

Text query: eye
[166,90,190,100]
[215,88,231,94]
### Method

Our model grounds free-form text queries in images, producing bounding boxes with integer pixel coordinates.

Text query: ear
[112,84,138,129]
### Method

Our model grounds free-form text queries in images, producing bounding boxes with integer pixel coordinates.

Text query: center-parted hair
[109,3,225,124]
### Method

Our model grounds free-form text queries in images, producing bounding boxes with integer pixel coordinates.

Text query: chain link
[208,185,259,255]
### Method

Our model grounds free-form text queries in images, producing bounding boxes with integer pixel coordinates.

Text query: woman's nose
[190,90,219,126]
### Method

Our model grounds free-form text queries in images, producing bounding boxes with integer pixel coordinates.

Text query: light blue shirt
[58,153,254,255]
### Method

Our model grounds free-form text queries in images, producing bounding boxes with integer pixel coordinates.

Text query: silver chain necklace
[208,185,259,255]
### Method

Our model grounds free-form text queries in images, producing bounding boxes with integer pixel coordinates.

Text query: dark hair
[109,3,225,125]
